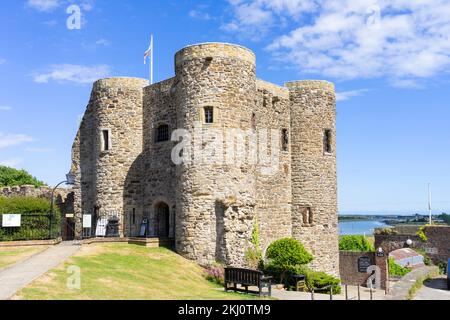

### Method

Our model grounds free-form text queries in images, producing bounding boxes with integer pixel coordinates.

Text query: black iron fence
[0,213,61,241]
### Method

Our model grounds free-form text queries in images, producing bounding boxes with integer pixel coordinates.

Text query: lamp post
[49,173,75,239]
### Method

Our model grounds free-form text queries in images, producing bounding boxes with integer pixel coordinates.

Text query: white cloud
[189,10,212,21]
[336,89,370,102]
[0,59,6,65]
[224,0,450,85]
[27,0,60,12]
[0,133,34,149]
[33,64,111,84]
[0,158,24,168]
[0,106,12,111]
[95,38,111,46]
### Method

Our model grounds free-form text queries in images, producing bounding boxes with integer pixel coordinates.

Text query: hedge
[0,196,60,241]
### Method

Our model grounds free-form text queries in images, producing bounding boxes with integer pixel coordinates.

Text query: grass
[0,246,48,270]
[15,243,259,300]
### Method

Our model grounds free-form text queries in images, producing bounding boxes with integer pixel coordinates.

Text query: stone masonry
[70,43,340,276]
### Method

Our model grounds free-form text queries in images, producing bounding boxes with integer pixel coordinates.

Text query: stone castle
[70,43,340,276]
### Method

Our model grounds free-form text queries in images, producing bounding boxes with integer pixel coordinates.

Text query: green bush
[339,235,375,252]
[264,238,313,284]
[306,271,342,294]
[389,258,412,277]
[0,196,60,241]
[0,166,44,188]
[266,238,313,267]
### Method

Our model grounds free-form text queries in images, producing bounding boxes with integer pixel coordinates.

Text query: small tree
[245,219,263,269]
[265,238,313,284]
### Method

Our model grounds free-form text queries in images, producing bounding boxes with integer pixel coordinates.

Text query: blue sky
[0,0,449,215]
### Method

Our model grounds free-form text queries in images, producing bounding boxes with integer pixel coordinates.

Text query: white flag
[144,36,153,65]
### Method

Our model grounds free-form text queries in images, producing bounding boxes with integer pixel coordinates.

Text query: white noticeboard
[83,215,92,228]
[95,218,108,237]
[2,214,22,227]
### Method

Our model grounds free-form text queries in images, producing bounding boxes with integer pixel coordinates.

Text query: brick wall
[340,251,375,286]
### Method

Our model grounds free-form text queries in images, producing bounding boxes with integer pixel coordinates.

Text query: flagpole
[150,34,154,85]
[428,183,432,225]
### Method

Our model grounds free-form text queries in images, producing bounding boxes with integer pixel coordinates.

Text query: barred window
[156,124,170,142]
[204,107,214,124]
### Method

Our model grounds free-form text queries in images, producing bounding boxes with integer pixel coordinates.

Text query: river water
[339,220,391,235]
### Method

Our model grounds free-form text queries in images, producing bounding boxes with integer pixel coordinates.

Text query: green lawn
[0,246,48,270]
[15,243,258,300]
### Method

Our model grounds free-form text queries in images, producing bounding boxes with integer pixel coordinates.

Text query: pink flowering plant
[204,265,225,286]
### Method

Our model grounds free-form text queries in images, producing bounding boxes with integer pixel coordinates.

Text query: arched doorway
[155,202,170,238]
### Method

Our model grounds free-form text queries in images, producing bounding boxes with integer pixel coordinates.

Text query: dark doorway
[65,218,75,241]
[156,203,170,238]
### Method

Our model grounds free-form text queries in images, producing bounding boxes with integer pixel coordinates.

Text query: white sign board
[2,214,21,227]
[83,215,92,228]
[95,218,108,237]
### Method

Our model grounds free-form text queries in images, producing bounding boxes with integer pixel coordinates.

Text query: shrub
[339,235,375,252]
[264,238,313,284]
[0,166,44,188]
[416,226,428,242]
[389,258,412,277]
[204,265,224,286]
[306,271,342,294]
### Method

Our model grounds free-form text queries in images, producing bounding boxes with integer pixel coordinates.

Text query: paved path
[414,277,450,300]
[0,242,80,300]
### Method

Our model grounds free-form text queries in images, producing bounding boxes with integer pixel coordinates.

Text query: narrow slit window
[324,129,332,154]
[101,130,110,151]
[204,107,214,124]
[282,129,289,151]
[156,124,170,142]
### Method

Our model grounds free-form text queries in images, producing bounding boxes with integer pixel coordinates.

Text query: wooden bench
[224,268,272,297]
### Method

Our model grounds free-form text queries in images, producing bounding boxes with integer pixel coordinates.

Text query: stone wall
[375,226,450,264]
[340,251,376,286]
[0,185,71,201]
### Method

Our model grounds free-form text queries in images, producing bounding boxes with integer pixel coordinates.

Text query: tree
[0,166,44,188]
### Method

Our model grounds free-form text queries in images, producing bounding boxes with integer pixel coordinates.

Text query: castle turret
[173,43,258,266]
[73,77,148,238]
[286,80,340,276]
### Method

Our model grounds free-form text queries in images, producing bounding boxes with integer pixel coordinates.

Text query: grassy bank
[0,246,48,270]
[15,244,257,300]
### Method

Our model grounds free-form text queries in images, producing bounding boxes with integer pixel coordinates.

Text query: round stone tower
[286,80,340,276]
[90,77,148,236]
[173,43,258,267]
